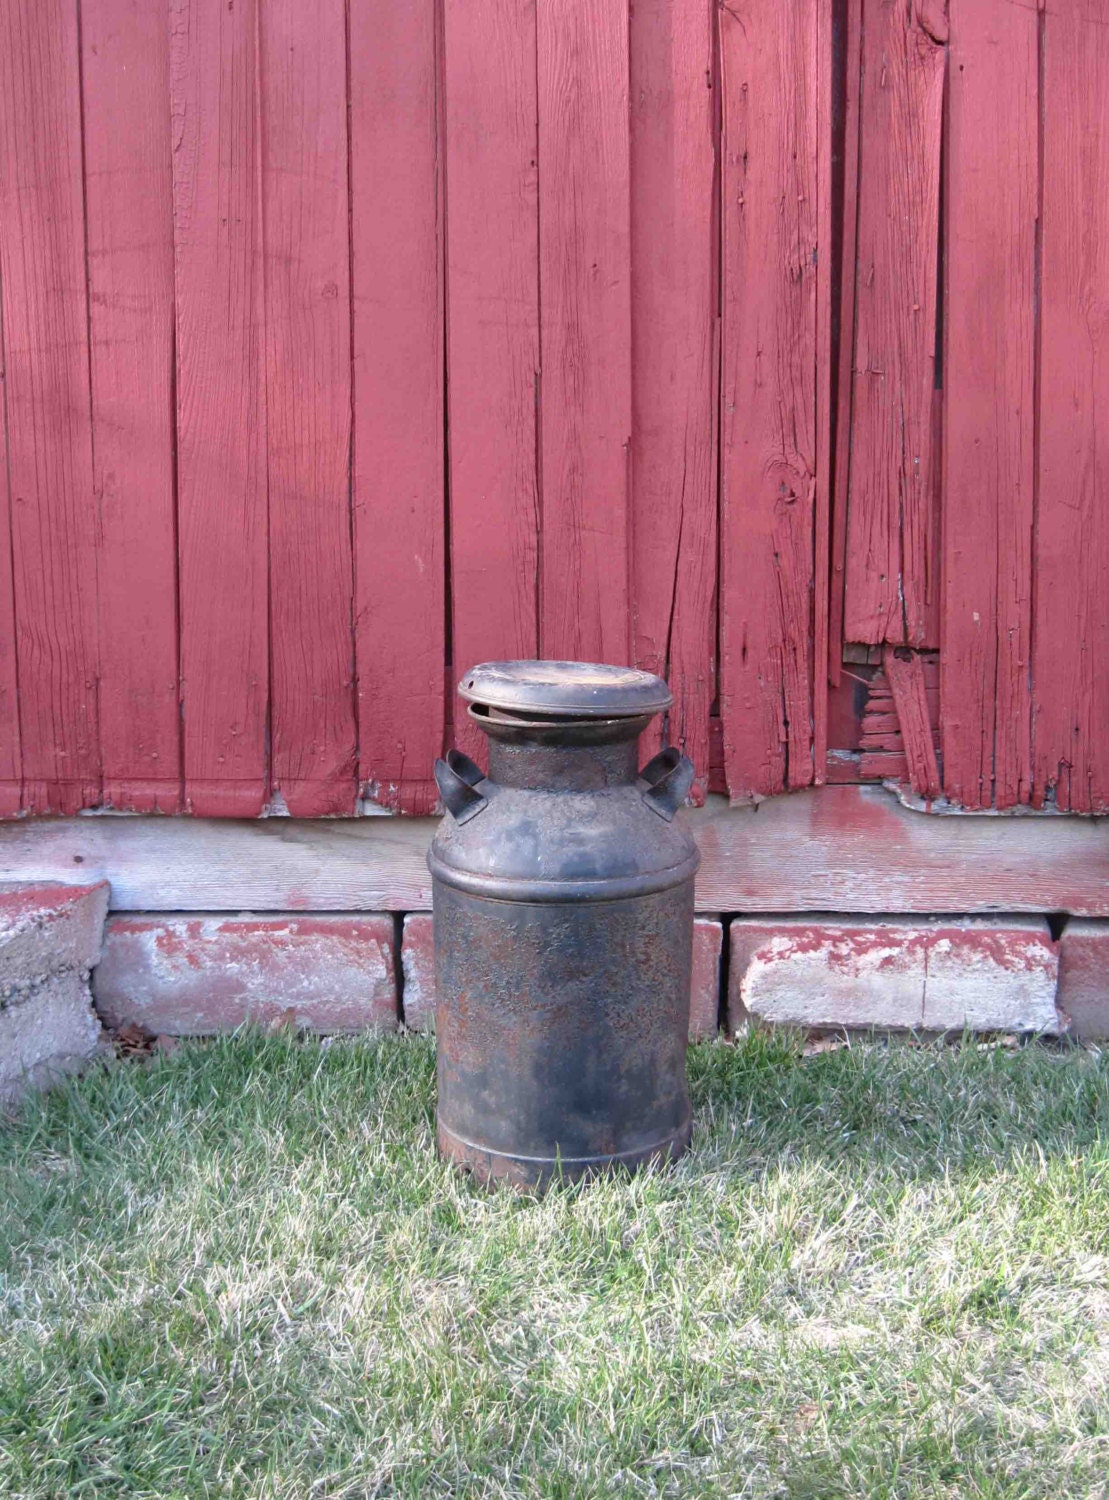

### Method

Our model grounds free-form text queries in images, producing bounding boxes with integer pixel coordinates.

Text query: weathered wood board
[443,0,540,769]
[942,0,1036,811]
[0,0,100,813]
[170,0,269,816]
[350,0,445,812]
[83,0,181,813]
[1032,0,1109,814]
[2,789,1105,917]
[537,0,632,665]
[843,0,946,648]
[718,1,823,799]
[629,0,717,791]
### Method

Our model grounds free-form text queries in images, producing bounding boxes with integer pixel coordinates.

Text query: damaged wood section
[842,0,946,648]
[718,0,830,799]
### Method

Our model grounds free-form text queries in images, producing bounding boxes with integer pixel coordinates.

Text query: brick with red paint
[728,916,1061,1034]
[93,914,397,1035]
[1057,921,1109,1040]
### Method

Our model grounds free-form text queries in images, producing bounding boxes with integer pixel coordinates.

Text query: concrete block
[0,972,104,1105]
[401,911,723,1038]
[1058,920,1109,1040]
[93,914,397,1035]
[0,882,110,990]
[728,916,1060,1033]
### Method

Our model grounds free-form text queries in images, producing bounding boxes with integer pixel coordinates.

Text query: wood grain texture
[828,0,863,686]
[1,787,1107,916]
[350,0,444,813]
[261,0,356,815]
[942,0,1036,810]
[537,0,632,664]
[443,0,539,768]
[629,0,716,793]
[883,646,940,799]
[719,0,820,798]
[82,0,181,814]
[0,285,22,815]
[0,0,100,814]
[171,0,269,816]
[843,0,946,647]
[1032,0,1109,813]
[812,0,834,783]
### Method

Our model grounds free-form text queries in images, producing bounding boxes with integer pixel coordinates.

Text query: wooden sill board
[0,786,1104,917]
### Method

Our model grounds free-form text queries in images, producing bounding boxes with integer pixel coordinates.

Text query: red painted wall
[0,0,1104,816]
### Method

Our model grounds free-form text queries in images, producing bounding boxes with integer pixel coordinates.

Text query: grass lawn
[1,1030,1108,1499]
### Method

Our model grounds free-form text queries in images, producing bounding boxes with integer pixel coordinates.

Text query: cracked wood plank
[1032,0,1109,813]
[629,0,716,793]
[883,646,941,800]
[537,0,632,664]
[843,0,946,647]
[0,0,100,814]
[350,0,445,812]
[942,0,1036,809]
[82,0,181,813]
[262,0,356,816]
[829,0,863,690]
[719,0,821,798]
[443,0,539,768]
[171,0,269,816]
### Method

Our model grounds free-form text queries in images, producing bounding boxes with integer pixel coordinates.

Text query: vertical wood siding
[0,0,1105,815]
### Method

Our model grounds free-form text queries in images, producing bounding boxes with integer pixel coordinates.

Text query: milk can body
[429,662,700,1187]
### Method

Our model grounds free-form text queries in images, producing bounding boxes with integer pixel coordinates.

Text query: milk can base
[437,1115,692,1189]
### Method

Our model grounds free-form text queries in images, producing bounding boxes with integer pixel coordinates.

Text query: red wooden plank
[82,0,180,814]
[629,0,716,793]
[812,0,834,784]
[719,0,820,798]
[537,0,632,664]
[261,0,355,816]
[843,0,946,648]
[828,0,863,686]
[0,317,20,815]
[443,0,539,768]
[883,646,941,799]
[942,0,1036,810]
[1032,0,1109,814]
[171,0,268,817]
[351,0,444,813]
[0,0,100,814]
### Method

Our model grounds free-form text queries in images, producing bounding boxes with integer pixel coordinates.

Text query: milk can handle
[434,748,488,824]
[639,747,695,821]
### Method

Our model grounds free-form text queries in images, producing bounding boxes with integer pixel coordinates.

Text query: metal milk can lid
[458,660,672,720]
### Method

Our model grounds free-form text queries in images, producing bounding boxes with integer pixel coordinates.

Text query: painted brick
[728,916,1060,1033]
[401,911,723,1039]
[1,972,104,1105]
[689,917,723,1038]
[401,912,435,1031]
[0,882,110,989]
[1057,920,1109,1040]
[93,914,397,1035]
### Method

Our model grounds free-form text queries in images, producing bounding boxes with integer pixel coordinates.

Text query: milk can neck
[485,731,642,792]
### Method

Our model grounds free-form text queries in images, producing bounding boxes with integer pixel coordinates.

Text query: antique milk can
[429,661,699,1186]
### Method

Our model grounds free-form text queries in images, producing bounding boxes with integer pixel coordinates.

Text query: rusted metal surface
[430,661,699,1187]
